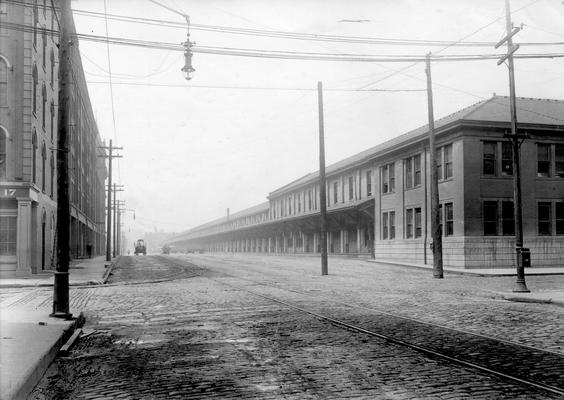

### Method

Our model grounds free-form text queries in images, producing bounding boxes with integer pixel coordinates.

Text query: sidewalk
[370,258,564,307]
[0,256,113,400]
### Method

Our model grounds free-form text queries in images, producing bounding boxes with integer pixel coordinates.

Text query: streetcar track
[159,255,564,397]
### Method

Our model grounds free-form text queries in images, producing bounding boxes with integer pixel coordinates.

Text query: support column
[16,199,33,276]
[357,227,362,253]
[313,232,318,253]
[340,229,345,253]
[292,233,296,253]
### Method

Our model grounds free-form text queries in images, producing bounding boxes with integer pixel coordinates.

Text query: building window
[333,181,338,204]
[502,142,513,175]
[404,154,421,189]
[538,202,552,235]
[33,0,38,48]
[556,145,564,178]
[0,216,17,256]
[50,152,54,197]
[382,211,395,240]
[348,176,354,200]
[32,64,38,114]
[444,203,453,236]
[406,208,413,238]
[288,196,292,215]
[298,193,301,213]
[41,84,46,129]
[381,162,395,194]
[308,189,312,210]
[0,58,7,107]
[50,49,55,87]
[366,170,372,197]
[50,101,55,142]
[0,128,6,180]
[405,207,422,239]
[41,142,46,191]
[502,201,514,236]
[537,143,551,177]
[483,201,498,236]
[556,202,564,235]
[483,141,497,176]
[443,144,452,179]
[42,28,47,69]
[32,130,37,183]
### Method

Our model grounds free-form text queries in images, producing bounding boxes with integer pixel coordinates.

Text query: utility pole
[425,54,444,279]
[496,0,529,292]
[98,140,123,262]
[116,200,126,256]
[318,81,328,276]
[112,184,124,257]
[51,0,72,319]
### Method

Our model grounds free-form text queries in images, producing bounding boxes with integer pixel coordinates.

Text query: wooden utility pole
[425,54,444,279]
[112,184,124,257]
[51,0,72,319]
[318,82,328,276]
[98,140,122,261]
[496,0,529,292]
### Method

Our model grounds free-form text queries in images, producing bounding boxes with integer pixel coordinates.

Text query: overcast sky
[72,0,564,234]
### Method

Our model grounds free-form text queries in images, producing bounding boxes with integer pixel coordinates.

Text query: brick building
[0,0,107,276]
[170,96,564,269]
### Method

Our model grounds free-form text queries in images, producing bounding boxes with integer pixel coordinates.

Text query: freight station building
[169,96,564,269]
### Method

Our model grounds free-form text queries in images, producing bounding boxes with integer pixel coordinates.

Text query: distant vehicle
[134,239,147,256]
[162,244,171,254]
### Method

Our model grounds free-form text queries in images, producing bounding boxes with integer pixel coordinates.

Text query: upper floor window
[298,193,301,213]
[41,142,46,191]
[307,189,312,211]
[437,144,453,181]
[537,143,564,178]
[50,49,55,87]
[483,141,497,175]
[41,84,47,129]
[50,152,54,197]
[50,101,55,142]
[0,58,7,107]
[381,162,395,194]
[42,28,47,69]
[32,130,38,183]
[348,176,354,200]
[404,154,421,189]
[0,128,6,180]
[333,181,338,204]
[366,170,372,197]
[501,142,513,175]
[537,143,551,177]
[33,0,38,48]
[32,64,38,114]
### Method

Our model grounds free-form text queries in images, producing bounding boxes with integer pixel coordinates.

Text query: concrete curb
[10,313,85,400]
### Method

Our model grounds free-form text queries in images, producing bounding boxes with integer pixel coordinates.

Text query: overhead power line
[4,0,564,48]
[4,23,564,63]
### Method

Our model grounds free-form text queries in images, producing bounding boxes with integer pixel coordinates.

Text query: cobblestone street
[27,254,564,399]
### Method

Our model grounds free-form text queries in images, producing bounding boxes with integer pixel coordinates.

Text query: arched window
[33,0,38,48]
[42,28,47,69]
[50,151,54,197]
[32,64,38,114]
[0,58,7,107]
[32,129,37,183]
[41,142,46,191]
[41,83,46,129]
[50,48,54,87]
[0,127,7,180]
[50,101,55,142]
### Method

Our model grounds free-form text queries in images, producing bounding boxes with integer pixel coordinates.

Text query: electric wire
[5,0,564,48]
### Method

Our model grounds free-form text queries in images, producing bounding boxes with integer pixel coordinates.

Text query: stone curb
[11,313,85,400]
[502,295,564,308]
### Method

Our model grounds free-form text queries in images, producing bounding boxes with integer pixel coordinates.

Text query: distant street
[30,255,564,399]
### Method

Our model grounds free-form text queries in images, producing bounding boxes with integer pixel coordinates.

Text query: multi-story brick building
[170,96,564,269]
[0,0,107,276]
